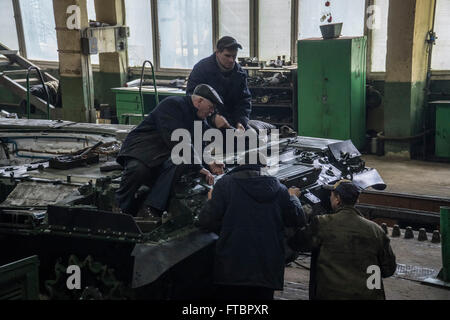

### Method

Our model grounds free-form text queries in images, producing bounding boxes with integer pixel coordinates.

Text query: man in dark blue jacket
[115,84,225,216]
[197,164,306,300]
[186,36,252,132]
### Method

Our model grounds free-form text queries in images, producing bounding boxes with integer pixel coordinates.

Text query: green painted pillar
[53,0,95,123]
[441,206,450,282]
[384,0,436,158]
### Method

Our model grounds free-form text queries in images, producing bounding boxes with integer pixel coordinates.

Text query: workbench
[111,86,186,125]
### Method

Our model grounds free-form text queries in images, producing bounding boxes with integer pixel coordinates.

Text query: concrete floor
[275,155,450,300]
[276,228,450,300]
[362,155,450,198]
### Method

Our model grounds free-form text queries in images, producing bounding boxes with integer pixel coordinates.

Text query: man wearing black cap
[297,180,396,300]
[115,84,225,217]
[186,36,251,132]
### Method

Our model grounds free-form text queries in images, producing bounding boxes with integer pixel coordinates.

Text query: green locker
[435,101,450,158]
[297,36,367,149]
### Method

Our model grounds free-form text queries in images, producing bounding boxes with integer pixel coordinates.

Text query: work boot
[136,205,163,221]
[135,185,151,200]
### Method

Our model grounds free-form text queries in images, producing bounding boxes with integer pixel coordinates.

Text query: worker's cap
[193,84,224,107]
[324,179,361,200]
[216,36,243,51]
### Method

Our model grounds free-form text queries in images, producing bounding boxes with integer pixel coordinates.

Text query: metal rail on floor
[358,190,450,230]
[360,190,450,213]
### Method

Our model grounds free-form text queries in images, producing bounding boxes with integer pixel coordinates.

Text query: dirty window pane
[157,0,213,69]
[370,0,389,72]
[432,0,450,70]
[20,0,58,61]
[0,0,19,50]
[219,0,250,58]
[298,0,365,39]
[259,0,291,62]
[125,0,153,67]
[87,0,96,21]
[87,0,99,65]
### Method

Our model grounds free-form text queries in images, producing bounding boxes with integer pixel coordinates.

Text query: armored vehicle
[0,119,385,299]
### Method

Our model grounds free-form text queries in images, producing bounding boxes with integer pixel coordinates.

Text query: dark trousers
[115,158,193,215]
[115,158,161,215]
[214,285,274,301]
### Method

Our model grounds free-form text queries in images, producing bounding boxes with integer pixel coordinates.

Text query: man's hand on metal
[236,122,246,132]
[199,168,215,185]
[209,161,225,175]
[214,115,232,129]
[288,187,301,198]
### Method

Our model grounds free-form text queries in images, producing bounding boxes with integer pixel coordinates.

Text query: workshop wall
[1,66,449,141]
[365,79,450,130]
[366,80,385,134]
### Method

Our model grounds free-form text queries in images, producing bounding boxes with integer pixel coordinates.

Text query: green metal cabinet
[434,101,450,158]
[297,36,367,149]
[112,87,186,125]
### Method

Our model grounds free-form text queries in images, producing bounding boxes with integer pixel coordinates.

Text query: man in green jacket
[301,180,397,300]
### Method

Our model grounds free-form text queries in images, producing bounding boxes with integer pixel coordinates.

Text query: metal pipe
[0,136,89,159]
[2,139,50,160]
[26,66,50,120]
[139,60,159,120]
[2,136,89,141]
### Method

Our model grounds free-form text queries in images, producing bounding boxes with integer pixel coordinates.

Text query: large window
[9,0,444,74]
[0,0,19,50]
[87,0,99,65]
[259,0,292,62]
[157,0,213,69]
[298,0,365,39]
[370,0,389,72]
[432,0,450,71]
[125,0,153,67]
[218,0,250,58]
[20,0,58,61]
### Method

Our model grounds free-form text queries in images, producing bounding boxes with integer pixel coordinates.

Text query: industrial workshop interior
[0,0,449,305]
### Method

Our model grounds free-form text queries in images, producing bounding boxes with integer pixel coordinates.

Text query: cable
[377,130,433,141]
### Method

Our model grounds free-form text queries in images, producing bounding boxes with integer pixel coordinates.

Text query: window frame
[365,0,390,79]
[4,0,450,79]
[430,0,450,73]
[11,0,26,57]
[150,0,215,73]
[148,0,297,72]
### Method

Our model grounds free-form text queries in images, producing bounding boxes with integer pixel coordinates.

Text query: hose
[2,139,50,160]
[377,130,433,141]
[0,136,89,160]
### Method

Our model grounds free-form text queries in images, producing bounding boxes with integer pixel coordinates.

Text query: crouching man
[298,180,397,300]
[115,84,225,216]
